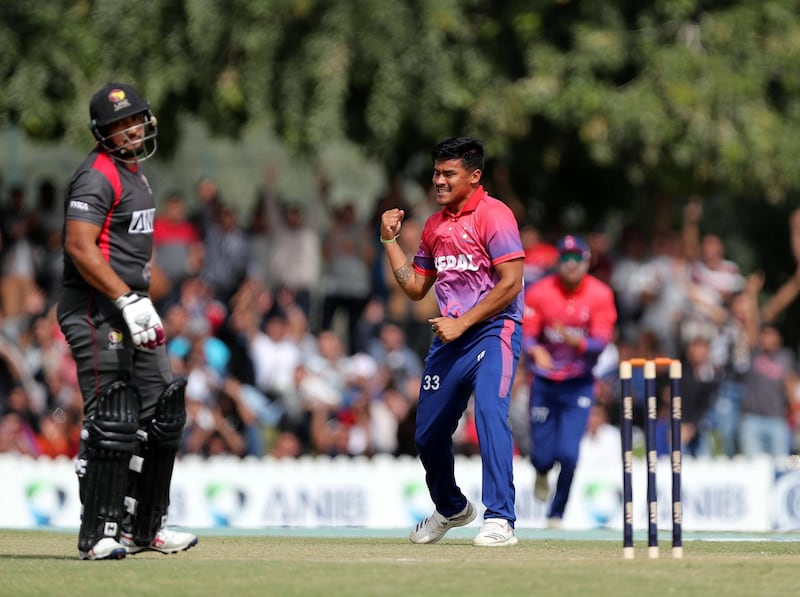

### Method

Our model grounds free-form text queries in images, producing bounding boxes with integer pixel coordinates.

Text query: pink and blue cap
[557,235,590,260]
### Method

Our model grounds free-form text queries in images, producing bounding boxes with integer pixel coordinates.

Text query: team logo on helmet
[108,89,132,112]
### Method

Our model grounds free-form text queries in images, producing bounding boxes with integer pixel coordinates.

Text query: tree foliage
[3,0,800,215]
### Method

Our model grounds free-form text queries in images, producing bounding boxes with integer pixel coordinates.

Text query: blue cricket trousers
[529,375,594,519]
[415,319,521,523]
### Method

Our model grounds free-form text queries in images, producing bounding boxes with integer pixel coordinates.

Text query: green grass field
[1,530,798,597]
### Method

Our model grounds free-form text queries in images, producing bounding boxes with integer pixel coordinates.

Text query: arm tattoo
[393,262,412,288]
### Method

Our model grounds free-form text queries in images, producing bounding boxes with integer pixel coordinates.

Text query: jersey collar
[443,185,486,219]
[98,146,140,172]
[557,275,586,294]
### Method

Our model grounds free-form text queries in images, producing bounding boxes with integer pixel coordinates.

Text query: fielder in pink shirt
[523,234,617,527]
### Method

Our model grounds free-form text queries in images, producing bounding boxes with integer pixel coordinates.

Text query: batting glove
[114,292,166,349]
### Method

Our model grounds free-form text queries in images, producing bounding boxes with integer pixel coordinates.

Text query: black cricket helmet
[88,82,157,162]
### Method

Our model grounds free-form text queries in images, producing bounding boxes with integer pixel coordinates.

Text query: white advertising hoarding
[0,454,788,532]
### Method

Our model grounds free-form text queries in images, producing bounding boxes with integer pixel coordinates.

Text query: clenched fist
[380,208,405,241]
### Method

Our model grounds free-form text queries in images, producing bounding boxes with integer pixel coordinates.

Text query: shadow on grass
[0,554,76,561]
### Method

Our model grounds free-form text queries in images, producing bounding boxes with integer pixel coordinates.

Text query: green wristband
[380,235,399,244]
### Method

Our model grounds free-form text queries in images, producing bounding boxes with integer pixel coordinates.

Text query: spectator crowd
[2,166,800,464]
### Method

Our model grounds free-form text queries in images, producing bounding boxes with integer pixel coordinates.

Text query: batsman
[57,82,197,560]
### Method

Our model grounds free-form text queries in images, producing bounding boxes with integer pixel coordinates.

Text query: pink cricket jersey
[522,272,617,380]
[413,185,524,322]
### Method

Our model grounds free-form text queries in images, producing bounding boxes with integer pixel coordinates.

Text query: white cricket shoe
[409,501,477,544]
[121,527,198,555]
[79,537,127,561]
[534,471,550,502]
[473,518,518,547]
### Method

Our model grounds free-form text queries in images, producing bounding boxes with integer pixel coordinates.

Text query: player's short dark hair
[432,137,485,173]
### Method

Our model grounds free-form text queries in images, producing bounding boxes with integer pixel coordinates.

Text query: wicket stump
[620,357,683,559]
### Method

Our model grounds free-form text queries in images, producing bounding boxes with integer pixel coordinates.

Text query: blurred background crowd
[2,165,800,464]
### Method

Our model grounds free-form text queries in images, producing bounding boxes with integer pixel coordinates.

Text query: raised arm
[380,208,436,301]
[761,209,800,324]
